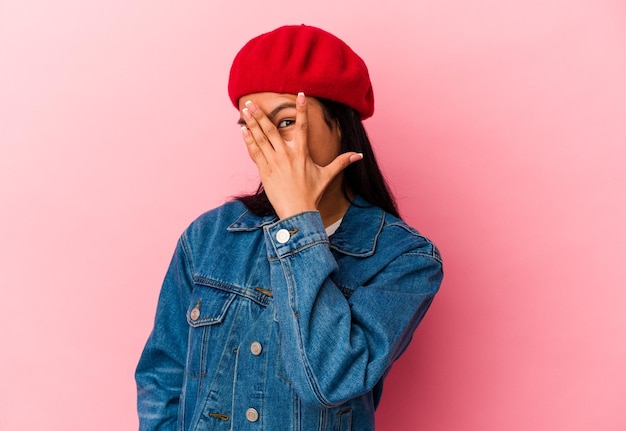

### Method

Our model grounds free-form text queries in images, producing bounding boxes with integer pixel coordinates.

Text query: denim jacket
[136,196,443,431]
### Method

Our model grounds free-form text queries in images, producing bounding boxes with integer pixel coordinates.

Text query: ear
[335,119,342,140]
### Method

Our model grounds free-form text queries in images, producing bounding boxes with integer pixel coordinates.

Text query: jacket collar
[227,195,384,257]
[329,195,384,257]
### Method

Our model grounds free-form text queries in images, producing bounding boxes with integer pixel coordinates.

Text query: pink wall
[1,1,624,429]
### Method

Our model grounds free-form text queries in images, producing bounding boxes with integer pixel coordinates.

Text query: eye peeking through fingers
[277,119,295,128]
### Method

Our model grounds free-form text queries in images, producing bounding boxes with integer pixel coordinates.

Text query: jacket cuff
[263,211,328,259]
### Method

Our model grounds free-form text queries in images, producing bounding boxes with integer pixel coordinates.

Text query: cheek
[279,129,296,142]
[308,129,341,167]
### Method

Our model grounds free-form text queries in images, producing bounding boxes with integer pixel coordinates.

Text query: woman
[136,24,443,431]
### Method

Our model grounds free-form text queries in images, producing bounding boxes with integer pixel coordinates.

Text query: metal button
[190,301,201,321]
[276,228,290,243]
[250,341,262,356]
[245,408,259,422]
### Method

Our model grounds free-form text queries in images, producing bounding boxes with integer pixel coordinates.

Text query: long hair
[235,98,399,218]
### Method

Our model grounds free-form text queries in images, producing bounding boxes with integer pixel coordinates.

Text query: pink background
[1,1,625,430]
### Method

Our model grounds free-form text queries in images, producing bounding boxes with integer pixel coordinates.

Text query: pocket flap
[186,286,236,327]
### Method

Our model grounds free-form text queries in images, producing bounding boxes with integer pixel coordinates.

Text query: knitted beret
[228,25,374,119]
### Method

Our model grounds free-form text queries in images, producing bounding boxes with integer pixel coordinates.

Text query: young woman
[136,25,443,431]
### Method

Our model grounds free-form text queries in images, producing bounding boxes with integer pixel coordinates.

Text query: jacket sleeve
[264,211,443,408]
[135,237,193,431]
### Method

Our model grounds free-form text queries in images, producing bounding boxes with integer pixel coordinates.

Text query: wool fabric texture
[228,25,374,119]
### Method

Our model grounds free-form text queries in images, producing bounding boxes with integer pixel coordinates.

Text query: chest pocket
[186,288,235,327]
[185,283,236,378]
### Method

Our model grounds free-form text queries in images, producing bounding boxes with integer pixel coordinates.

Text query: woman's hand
[240,92,363,220]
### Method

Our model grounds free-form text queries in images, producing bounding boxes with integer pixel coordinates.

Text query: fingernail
[241,125,250,137]
[350,153,364,162]
[244,100,257,113]
[242,107,251,119]
[297,92,306,106]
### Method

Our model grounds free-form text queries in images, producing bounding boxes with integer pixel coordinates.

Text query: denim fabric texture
[136,196,443,431]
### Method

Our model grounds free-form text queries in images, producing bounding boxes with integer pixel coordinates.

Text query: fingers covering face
[295,92,309,153]
[240,93,309,164]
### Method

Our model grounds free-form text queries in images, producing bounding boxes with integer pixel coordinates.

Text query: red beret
[228,25,374,119]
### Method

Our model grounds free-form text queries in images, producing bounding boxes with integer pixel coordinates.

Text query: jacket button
[245,408,259,422]
[276,229,290,243]
[250,341,262,356]
[190,305,200,321]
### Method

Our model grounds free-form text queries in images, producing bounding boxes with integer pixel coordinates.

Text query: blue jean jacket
[136,196,443,431]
